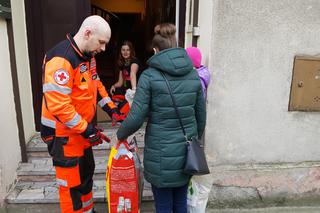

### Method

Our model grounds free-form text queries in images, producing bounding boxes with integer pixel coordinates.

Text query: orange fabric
[59,186,83,213]
[81,191,93,212]
[42,57,115,136]
[120,102,130,116]
[55,164,81,188]
[62,134,87,157]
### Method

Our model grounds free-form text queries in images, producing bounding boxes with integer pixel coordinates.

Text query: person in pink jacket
[186,47,211,99]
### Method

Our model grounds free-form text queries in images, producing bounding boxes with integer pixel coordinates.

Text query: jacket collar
[67,33,92,61]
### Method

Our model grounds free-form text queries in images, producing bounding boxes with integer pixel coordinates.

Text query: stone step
[18,157,107,182]
[18,151,144,182]
[27,122,145,159]
[6,179,153,204]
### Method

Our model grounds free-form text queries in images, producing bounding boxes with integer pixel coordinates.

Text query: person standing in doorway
[109,40,140,117]
[110,40,140,94]
[116,23,206,212]
[41,15,122,213]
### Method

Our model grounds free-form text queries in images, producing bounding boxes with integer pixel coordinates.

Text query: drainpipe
[175,0,180,43]
[192,0,199,46]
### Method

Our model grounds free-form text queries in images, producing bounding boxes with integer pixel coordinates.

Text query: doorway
[91,0,185,89]
[25,0,186,129]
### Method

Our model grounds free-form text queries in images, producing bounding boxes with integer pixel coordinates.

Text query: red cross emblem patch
[54,69,70,85]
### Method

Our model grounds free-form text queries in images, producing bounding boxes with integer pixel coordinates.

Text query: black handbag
[160,72,210,175]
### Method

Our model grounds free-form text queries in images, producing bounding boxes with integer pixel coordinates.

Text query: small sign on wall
[289,55,320,111]
[0,0,11,19]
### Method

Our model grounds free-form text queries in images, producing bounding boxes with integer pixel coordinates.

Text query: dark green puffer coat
[117,47,206,188]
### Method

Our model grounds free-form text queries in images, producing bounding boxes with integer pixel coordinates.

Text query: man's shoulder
[46,39,82,69]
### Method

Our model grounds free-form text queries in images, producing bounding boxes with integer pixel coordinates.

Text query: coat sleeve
[195,87,206,138]
[117,71,151,140]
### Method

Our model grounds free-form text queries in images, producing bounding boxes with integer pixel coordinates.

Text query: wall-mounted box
[289,55,320,111]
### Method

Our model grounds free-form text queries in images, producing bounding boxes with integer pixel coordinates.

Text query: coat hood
[147,48,193,76]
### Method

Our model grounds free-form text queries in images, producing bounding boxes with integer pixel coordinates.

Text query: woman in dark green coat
[117,23,206,212]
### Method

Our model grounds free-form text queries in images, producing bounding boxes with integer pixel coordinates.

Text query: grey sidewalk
[2,204,320,213]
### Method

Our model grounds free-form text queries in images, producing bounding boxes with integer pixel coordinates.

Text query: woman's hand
[110,85,116,95]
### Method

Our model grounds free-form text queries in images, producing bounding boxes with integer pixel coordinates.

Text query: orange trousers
[55,147,95,213]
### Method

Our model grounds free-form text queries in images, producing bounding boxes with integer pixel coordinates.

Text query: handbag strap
[160,72,187,138]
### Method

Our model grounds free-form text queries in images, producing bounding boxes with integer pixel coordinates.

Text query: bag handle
[160,72,187,139]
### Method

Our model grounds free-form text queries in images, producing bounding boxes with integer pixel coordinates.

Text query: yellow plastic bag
[106,146,118,212]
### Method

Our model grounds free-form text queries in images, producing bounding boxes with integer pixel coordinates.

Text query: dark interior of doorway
[92,0,184,90]
[25,0,185,131]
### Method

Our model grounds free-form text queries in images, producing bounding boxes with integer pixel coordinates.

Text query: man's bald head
[79,15,111,36]
[74,15,111,56]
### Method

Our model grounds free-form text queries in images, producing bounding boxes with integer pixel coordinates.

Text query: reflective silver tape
[82,198,93,208]
[43,83,71,95]
[98,97,112,107]
[56,178,67,187]
[83,207,93,213]
[41,116,56,128]
[65,113,80,128]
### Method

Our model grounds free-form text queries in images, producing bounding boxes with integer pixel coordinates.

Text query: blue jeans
[151,183,188,213]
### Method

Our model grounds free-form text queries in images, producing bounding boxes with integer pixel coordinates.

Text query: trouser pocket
[41,125,76,167]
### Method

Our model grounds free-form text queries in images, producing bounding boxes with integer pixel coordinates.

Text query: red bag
[107,141,139,213]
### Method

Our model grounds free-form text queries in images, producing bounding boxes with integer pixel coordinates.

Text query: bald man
[40,15,120,213]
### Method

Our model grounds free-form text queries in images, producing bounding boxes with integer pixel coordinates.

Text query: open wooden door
[25,0,91,131]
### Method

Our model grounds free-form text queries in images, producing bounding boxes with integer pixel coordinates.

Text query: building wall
[11,0,35,142]
[197,0,214,66]
[203,0,320,165]
[0,18,21,203]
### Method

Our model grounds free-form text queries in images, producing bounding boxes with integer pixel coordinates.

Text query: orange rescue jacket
[41,34,116,137]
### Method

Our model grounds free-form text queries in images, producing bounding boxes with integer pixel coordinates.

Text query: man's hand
[81,124,111,146]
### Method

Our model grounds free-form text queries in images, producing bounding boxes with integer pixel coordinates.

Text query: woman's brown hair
[152,23,177,51]
[117,40,136,67]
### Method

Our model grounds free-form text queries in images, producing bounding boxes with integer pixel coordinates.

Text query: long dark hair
[151,23,177,51]
[117,40,136,68]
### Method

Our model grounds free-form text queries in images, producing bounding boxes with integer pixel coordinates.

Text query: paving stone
[17,188,45,201]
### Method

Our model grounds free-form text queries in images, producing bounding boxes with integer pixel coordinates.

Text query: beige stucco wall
[202,0,320,165]
[197,0,214,67]
[0,18,21,203]
[11,0,35,142]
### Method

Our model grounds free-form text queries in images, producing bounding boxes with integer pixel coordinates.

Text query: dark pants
[151,183,188,213]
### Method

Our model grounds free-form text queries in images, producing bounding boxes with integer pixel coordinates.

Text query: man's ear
[84,28,92,40]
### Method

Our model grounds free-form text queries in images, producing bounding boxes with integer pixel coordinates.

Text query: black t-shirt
[119,58,140,89]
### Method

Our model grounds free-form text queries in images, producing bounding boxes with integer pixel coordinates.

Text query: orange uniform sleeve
[97,80,117,116]
[43,57,87,133]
